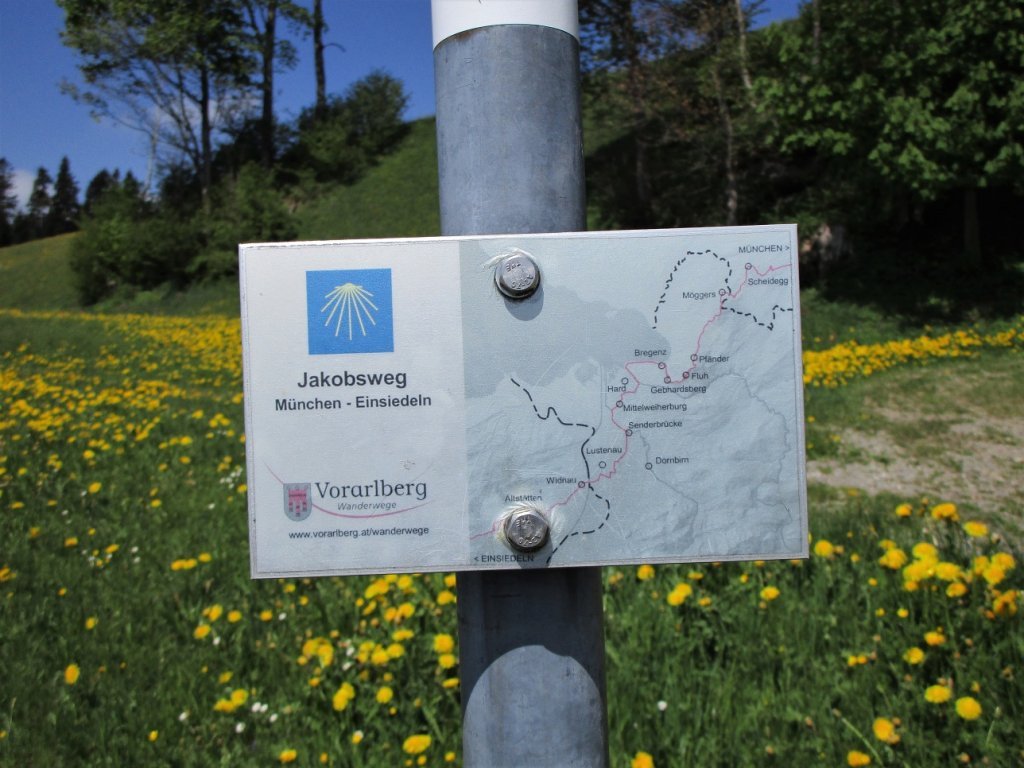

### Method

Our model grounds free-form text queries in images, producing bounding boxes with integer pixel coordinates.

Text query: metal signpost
[239,3,808,766]
[432,3,606,766]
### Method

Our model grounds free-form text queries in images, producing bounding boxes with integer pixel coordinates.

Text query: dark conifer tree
[48,156,80,234]
[26,167,53,240]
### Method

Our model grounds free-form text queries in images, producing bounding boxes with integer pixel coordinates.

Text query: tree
[83,169,116,216]
[58,0,258,207]
[0,158,16,246]
[26,167,53,240]
[238,0,309,168]
[312,0,327,118]
[48,156,81,235]
[760,0,1024,265]
[289,70,409,182]
[580,0,666,225]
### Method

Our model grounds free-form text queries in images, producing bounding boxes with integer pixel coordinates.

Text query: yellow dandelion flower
[903,647,925,665]
[64,536,79,548]
[962,521,988,537]
[982,565,1005,586]
[206,604,223,622]
[878,549,907,569]
[147,730,158,742]
[992,589,1018,617]
[636,564,655,581]
[847,750,871,766]
[64,663,81,685]
[894,503,913,517]
[85,617,98,630]
[433,633,455,654]
[924,684,952,704]
[403,734,432,755]
[437,589,457,605]
[813,540,835,558]
[259,609,273,621]
[946,582,968,598]
[376,686,394,704]
[445,752,456,763]
[631,752,655,768]
[991,552,1015,571]
[228,610,242,623]
[438,653,457,670]
[911,542,938,561]
[351,730,364,745]
[667,583,693,606]
[760,586,780,601]
[955,696,982,721]
[279,748,297,763]
[930,502,958,521]
[213,698,237,713]
[218,671,233,684]
[193,624,211,640]
[87,482,102,494]
[924,630,945,646]
[229,689,248,706]
[332,682,355,711]
[872,717,899,744]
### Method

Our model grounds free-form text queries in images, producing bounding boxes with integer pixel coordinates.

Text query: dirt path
[806,355,1024,540]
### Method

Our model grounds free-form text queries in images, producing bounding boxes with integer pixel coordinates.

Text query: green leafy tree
[58,0,258,207]
[759,0,1024,265]
[48,156,81,235]
[289,70,409,182]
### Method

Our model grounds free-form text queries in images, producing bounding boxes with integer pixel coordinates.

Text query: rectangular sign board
[240,226,808,577]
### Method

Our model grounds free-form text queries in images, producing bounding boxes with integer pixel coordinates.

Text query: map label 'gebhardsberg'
[239,226,808,577]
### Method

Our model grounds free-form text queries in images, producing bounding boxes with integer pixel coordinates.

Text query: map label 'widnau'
[240,225,808,578]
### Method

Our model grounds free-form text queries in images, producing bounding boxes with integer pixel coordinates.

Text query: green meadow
[1,191,1022,766]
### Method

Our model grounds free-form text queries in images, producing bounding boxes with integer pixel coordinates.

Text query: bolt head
[494,253,540,299]
[503,507,549,552]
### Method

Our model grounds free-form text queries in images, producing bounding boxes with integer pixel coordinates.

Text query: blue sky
[0,0,801,209]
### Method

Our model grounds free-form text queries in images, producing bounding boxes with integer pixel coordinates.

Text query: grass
[295,118,442,241]
[1,300,1021,766]
[0,233,79,310]
[1,124,1022,764]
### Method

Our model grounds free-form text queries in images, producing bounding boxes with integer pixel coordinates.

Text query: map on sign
[240,226,807,578]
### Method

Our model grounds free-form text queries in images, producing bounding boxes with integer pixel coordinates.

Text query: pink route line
[470,260,793,541]
[264,462,432,520]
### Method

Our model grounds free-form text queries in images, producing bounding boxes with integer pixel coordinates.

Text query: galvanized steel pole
[432,2,609,766]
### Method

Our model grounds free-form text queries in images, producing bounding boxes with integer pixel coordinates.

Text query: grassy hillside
[0,233,79,309]
[296,118,441,241]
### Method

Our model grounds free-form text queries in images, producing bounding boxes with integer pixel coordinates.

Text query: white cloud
[11,168,35,213]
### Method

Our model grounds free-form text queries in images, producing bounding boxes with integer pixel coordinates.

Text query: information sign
[240,226,808,577]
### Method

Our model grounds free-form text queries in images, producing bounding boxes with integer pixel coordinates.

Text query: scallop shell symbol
[321,283,379,340]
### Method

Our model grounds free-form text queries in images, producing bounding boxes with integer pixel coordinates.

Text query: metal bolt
[494,251,540,299]
[503,506,550,552]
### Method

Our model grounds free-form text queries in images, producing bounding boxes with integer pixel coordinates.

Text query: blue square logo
[306,269,394,355]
